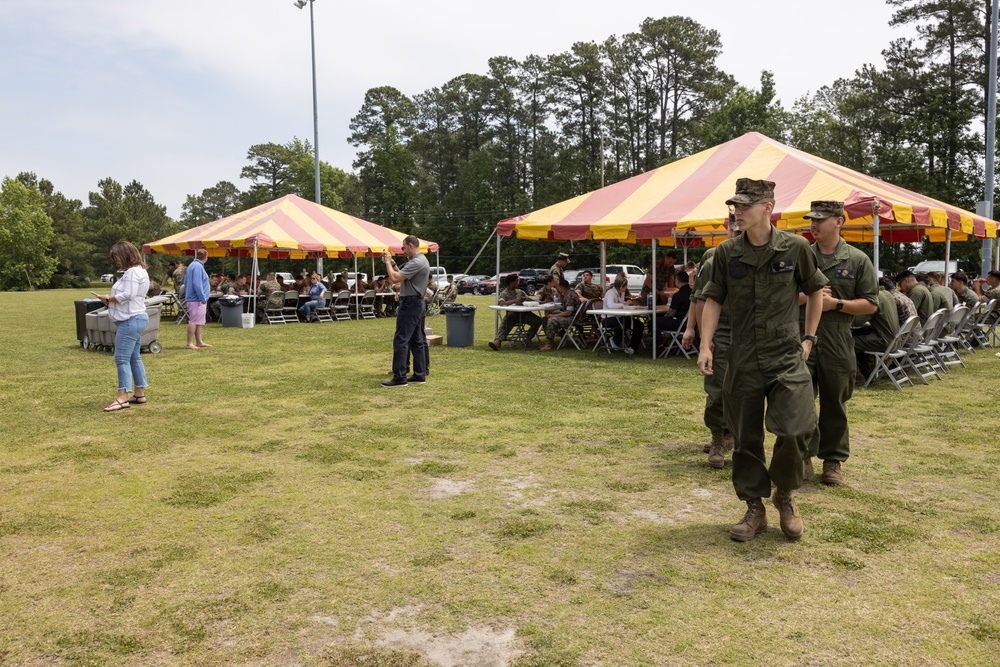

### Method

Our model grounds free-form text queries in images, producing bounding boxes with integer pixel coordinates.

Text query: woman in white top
[602,273,645,354]
[98,241,150,412]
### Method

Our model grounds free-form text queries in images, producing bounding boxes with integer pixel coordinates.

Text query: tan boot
[702,441,711,453]
[772,488,803,540]
[722,430,734,452]
[488,338,501,351]
[821,460,843,485]
[707,429,726,469]
[539,340,555,352]
[729,499,767,542]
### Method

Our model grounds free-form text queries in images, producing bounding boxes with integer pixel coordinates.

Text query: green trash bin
[442,303,476,347]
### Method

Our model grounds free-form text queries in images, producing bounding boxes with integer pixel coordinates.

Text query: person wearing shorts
[185,248,212,349]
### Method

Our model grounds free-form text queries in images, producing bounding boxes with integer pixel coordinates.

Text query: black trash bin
[219,295,245,328]
[74,299,105,346]
[442,303,477,347]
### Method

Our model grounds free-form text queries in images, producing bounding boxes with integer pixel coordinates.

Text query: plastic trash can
[219,295,245,328]
[74,299,104,346]
[442,303,476,347]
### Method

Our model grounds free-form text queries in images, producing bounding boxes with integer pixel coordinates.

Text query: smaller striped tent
[143,194,437,258]
[497,132,997,247]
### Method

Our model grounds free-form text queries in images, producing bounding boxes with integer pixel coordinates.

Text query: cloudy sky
[0,0,906,218]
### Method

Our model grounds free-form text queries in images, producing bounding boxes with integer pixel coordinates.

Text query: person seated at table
[210,274,222,292]
[655,270,691,333]
[576,270,604,300]
[536,273,559,303]
[352,275,368,295]
[540,279,582,352]
[258,272,280,298]
[602,274,644,354]
[639,256,676,306]
[442,275,458,302]
[488,273,543,351]
[298,272,327,322]
[292,275,307,294]
[329,271,349,292]
[235,275,250,295]
[218,273,239,295]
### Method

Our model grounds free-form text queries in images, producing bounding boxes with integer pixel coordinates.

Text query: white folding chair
[263,291,287,324]
[281,291,300,323]
[332,290,351,321]
[658,312,692,359]
[314,291,334,322]
[863,316,919,390]
[934,305,971,369]
[555,301,589,350]
[905,308,948,384]
[359,290,377,320]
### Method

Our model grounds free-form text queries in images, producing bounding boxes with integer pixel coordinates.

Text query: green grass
[1,288,999,665]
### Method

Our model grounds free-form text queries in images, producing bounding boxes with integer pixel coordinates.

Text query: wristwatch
[835,299,844,311]
[802,334,818,344]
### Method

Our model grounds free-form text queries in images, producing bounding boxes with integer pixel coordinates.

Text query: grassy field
[1,288,998,666]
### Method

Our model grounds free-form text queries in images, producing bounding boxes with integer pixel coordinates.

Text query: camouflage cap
[725,178,776,205]
[803,200,845,220]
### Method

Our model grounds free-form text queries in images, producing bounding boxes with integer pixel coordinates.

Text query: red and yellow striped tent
[143,194,438,258]
[497,132,997,247]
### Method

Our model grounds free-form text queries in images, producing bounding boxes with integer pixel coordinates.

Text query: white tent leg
[354,254,360,319]
[651,238,657,360]
[944,227,953,284]
[873,209,881,277]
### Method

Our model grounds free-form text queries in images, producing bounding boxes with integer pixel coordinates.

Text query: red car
[475,272,517,295]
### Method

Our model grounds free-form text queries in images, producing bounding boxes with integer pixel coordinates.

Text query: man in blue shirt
[382,236,430,387]
[184,249,211,349]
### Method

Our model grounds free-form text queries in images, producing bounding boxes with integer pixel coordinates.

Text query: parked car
[100,273,115,283]
[475,272,517,295]
[458,274,488,294]
[907,260,977,278]
[572,264,646,292]
[516,268,551,295]
[275,272,296,286]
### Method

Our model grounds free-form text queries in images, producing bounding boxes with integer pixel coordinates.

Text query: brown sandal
[104,399,130,412]
[128,395,147,404]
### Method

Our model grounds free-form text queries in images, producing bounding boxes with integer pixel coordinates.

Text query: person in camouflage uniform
[975,270,1000,302]
[950,272,980,309]
[489,274,542,350]
[896,270,933,323]
[699,178,827,542]
[539,279,582,352]
[888,282,918,326]
[639,252,678,305]
[575,270,604,299]
[799,201,878,486]
[549,253,570,282]
[172,261,187,307]
[536,274,559,303]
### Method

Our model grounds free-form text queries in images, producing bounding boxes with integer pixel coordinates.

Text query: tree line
[1,1,994,290]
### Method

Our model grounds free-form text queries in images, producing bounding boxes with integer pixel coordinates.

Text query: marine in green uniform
[800,201,878,486]
[540,280,581,351]
[950,272,980,309]
[684,222,739,468]
[853,277,902,380]
[897,270,933,323]
[536,274,559,303]
[576,270,604,299]
[700,178,827,542]
[928,273,956,312]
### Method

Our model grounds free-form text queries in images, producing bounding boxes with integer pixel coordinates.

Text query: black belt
[401,295,421,300]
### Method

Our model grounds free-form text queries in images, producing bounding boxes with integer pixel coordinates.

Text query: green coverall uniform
[702,229,828,501]
[853,287,900,377]
[803,239,878,463]
[907,283,934,324]
[692,248,730,433]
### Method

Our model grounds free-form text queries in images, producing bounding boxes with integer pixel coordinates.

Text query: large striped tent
[143,194,438,258]
[497,132,997,247]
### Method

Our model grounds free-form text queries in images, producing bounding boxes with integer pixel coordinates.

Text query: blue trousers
[114,312,149,392]
[392,296,427,380]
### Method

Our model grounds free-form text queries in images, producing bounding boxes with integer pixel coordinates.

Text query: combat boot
[488,338,502,351]
[771,488,803,540]
[707,429,726,469]
[821,460,843,485]
[729,499,767,542]
[539,340,555,352]
[722,430,734,452]
[803,456,814,479]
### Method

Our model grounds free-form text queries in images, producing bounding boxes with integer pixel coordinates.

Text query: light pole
[294,0,323,274]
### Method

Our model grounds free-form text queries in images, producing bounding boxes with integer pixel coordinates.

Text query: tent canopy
[143,194,438,259]
[497,132,997,246]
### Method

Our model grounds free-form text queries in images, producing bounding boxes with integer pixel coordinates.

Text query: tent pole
[651,237,657,360]
[600,242,607,290]
[872,201,881,277]
[495,233,502,336]
[251,240,259,320]
[354,254,359,319]
[944,227,953,285]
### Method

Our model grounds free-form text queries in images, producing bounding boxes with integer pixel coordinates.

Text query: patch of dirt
[689,488,714,498]
[497,475,551,508]
[377,626,521,667]
[428,479,473,500]
[630,510,673,524]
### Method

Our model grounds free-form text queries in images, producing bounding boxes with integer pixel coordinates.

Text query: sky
[0,0,908,219]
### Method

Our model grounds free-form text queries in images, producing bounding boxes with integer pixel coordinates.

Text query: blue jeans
[114,312,149,393]
[299,300,324,319]
[392,296,427,380]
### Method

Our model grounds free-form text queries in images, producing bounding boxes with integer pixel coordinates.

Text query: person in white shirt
[601,273,645,354]
[97,241,150,412]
